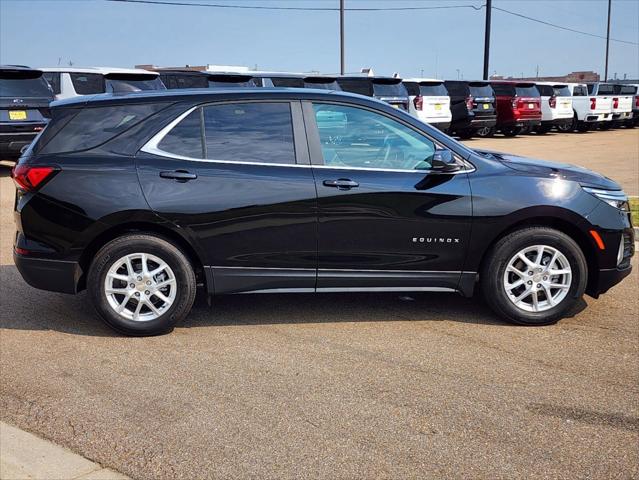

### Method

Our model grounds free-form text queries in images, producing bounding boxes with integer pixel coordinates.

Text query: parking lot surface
[1,131,638,479]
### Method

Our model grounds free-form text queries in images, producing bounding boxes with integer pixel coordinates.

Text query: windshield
[553,85,571,97]
[373,81,407,97]
[515,85,539,97]
[419,82,447,96]
[469,83,493,97]
[106,77,165,93]
[0,73,52,97]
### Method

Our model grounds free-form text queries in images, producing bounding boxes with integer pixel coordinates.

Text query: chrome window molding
[140,104,475,175]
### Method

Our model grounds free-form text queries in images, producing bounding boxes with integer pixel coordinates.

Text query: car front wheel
[87,234,197,336]
[481,227,587,325]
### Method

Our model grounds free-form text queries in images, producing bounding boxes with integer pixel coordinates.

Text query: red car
[490,81,541,137]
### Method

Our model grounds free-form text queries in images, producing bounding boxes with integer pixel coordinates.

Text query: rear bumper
[14,252,81,294]
[0,131,39,155]
[470,116,496,128]
[500,119,541,128]
[544,118,572,127]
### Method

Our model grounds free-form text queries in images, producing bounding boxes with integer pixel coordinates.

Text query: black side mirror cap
[431,150,461,173]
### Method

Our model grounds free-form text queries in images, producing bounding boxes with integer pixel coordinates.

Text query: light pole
[340,0,345,75]
[483,0,492,80]
[604,0,611,81]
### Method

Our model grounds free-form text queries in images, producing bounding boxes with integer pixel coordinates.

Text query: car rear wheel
[475,126,494,138]
[87,234,197,336]
[481,227,587,326]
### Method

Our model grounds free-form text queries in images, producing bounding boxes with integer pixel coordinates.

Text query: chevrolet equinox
[12,89,634,335]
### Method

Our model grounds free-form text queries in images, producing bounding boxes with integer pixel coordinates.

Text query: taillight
[548,96,556,108]
[612,97,619,109]
[413,95,423,111]
[635,95,639,108]
[12,165,58,192]
[465,95,474,111]
[590,97,597,110]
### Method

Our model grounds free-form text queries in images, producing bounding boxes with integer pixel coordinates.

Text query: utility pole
[604,0,611,81]
[340,0,345,75]
[483,0,492,80]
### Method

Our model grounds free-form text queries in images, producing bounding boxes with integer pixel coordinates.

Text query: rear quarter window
[42,72,61,95]
[40,103,168,154]
[70,73,105,95]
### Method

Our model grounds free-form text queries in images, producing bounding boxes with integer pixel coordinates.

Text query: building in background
[490,71,600,83]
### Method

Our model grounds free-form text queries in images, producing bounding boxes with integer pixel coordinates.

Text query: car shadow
[0,265,586,337]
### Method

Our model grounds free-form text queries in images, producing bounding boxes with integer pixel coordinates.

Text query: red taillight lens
[549,96,556,108]
[590,97,597,110]
[413,95,423,111]
[635,95,639,108]
[12,165,57,191]
[465,95,474,111]
[612,97,619,109]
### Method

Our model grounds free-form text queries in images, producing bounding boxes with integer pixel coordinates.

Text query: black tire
[576,121,590,132]
[558,114,577,132]
[501,126,521,137]
[535,125,551,135]
[480,227,587,326]
[457,129,474,140]
[87,234,197,336]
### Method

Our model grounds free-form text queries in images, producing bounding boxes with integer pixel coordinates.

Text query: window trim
[141,100,308,167]
[301,100,474,174]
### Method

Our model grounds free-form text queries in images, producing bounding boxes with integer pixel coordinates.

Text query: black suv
[13,89,634,335]
[1,66,53,158]
[444,80,497,138]
[337,76,409,110]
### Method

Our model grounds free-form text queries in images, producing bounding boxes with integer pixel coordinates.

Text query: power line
[492,5,638,46]
[106,0,484,12]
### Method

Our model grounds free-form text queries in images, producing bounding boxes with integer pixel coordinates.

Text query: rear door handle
[159,170,198,182]
[323,179,359,190]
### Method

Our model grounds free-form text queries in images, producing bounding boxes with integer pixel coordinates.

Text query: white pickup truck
[562,83,613,132]
[611,84,635,127]
[535,82,573,133]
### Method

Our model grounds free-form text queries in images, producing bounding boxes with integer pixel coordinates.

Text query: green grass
[630,197,639,226]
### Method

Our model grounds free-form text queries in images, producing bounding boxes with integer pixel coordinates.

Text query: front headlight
[582,187,629,211]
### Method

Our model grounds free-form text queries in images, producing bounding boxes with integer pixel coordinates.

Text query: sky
[1,0,638,80]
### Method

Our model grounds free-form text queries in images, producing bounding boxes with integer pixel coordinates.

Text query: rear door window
[372,81,408,97]
[70,73,105,94]
[41,103,167,153]
[157,109,204,159]
[0,71,53,97]
[203,102,296,164]
[418,82,447,96]
[515,85,539,97]
[597,84,614,95]
[468,83,493,98]
[336,78,372,96]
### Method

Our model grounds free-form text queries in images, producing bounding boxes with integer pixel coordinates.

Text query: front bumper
[595,265,632,296]
[14,252,81,294]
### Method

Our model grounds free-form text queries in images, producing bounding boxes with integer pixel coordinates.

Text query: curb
[0,421,129,480]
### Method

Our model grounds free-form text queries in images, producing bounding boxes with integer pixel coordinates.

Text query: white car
[40,67,165,100]
[563,83,613,132]
[611,84,635,126]
[535,82,573,134]
[403,78,451,131]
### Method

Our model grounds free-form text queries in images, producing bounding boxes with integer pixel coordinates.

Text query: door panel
[306,101,472,290]
[136,101,318,294]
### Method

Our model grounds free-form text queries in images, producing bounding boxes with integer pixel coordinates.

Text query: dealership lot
[0,131,638,479]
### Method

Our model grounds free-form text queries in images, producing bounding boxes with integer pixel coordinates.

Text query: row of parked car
[1,65,637,158]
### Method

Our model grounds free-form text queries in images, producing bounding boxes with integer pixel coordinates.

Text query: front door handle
[159,170,198,182]
[323,178,359,190]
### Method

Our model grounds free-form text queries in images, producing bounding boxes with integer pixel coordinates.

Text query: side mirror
[431,150,461,173]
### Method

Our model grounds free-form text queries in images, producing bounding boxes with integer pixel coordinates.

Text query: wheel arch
[475,215,599,297]
[77,221,206,292]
